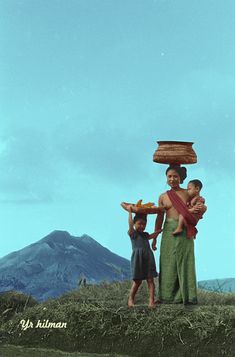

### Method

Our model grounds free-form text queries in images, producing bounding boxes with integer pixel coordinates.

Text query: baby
[173,179,207,236]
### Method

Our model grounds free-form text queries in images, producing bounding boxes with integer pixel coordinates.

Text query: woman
[153,165,202,305]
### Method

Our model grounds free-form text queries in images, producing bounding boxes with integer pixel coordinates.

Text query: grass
[0,291,38,323]
[0,345,130,357]
[0,280,234,356]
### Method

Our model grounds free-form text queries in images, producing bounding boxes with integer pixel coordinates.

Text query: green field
[0,281,234,356]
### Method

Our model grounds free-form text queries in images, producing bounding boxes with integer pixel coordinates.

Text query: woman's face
[166,169,181,189]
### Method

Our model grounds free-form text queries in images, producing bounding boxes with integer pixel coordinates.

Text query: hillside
[0,231,131,301]
[198,278,235,293]
[0,281,234,357]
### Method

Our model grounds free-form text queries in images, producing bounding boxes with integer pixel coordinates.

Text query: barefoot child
[173,179,207,236]
[127,205,162,308]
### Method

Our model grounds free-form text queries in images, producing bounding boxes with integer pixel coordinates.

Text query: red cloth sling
[167,189,197,239]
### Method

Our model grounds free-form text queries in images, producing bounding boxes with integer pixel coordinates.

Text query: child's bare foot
[173,227,183,235]
[148,302,156,309]
[154,299,161,305]
[128,297,135,308]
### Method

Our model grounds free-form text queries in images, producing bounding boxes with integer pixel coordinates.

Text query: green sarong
[158,218,197,304]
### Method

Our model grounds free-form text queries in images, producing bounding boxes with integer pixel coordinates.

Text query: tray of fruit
[121,200,164,214]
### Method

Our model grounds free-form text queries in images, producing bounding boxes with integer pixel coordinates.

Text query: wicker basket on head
[153,141,197,165]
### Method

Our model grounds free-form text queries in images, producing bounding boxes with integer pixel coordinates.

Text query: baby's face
[187,183,199,198]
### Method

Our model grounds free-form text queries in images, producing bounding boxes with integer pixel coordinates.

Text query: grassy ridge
[0,345,130,357]
[0,281,234,356]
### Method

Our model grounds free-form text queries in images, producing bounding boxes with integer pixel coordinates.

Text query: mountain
[198,278,235,293]
[0,231,131,301]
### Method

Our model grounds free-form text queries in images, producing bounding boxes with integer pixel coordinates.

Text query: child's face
[187,182,200,198]
[134,219,147,232]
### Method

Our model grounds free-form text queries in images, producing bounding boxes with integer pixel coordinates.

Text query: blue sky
[0,0,234,280]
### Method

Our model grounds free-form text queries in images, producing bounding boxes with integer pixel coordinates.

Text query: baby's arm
[188,206,207,221]
[191,196,205,206]
[197,203,207,215]
[189,196,207,215]
[197,196,205,205]
[196,196,207,214]
[188,205,207,214]
[127,206,135,238]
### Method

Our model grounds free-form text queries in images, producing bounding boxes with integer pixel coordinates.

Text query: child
[173,179,207,236]
[127,205,162,308]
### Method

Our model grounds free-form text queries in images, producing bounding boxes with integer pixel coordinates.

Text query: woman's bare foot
[173,227,183,235]
[128,297,135,308]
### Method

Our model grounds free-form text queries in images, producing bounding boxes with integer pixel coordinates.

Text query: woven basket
[153,141,197,165]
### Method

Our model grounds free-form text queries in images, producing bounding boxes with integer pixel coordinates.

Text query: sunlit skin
[127,206,161,309]
[152,169,202,250]
[134,219,147,233]
[166,169,181,190]
[163,169,190,218]
[173,182,205,235]
[187,182,200,198]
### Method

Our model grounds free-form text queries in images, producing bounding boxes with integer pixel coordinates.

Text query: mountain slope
[0,231,131,301]
[198,278,235,293]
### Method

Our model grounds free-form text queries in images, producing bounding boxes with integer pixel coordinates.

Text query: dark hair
[188,179,203,190]
[133,214,147,224]
[165,165,187,184]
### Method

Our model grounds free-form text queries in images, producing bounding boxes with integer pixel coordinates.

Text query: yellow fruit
[142,202,155,208]
[135,200,155,208]
[136,199,142,207]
